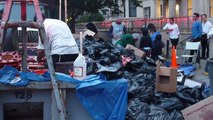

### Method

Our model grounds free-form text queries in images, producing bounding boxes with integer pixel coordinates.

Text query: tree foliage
[77,12,105,23]
[67,0,142,32]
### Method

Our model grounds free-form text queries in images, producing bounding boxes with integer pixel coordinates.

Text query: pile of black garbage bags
[78,39,206,120]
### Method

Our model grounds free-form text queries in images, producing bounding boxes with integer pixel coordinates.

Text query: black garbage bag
[147,105,170,120]
[136,112,149,120]
[128,81,140,94]
[128,72,156,102]
[138,86,155,103]
[123,71,135,80]
[176,85,197,104]
[126,98,150,120]
[98,57,111,66]
[190,87,204,102]
[96,62,123,80]
[99,49,109,56]
[131,59,146,66]
[107,53,120,63]
[157,97,183,111]
[101,70,123,80]
[96,62,122,73]
[112,46,124,55]
[86,46,103,60]
[139,63,156,74]
[124,59,155,74]
[124,62,140,73]
[122,49,136,58]
[134,73,155,86]
[168,110,184,120]
[176,85,205,105]
[176,91,196,104]
[145,57,156,67]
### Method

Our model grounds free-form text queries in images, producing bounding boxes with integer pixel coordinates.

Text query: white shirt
[37,19,79,55]
[163,23,180,39]
[111,22,125,45]
[202,21,213,34]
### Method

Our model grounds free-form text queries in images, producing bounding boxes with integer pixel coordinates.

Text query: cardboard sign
[182,96,213,120]
[125,44,145,58]
[83,29,96,38]
[184,79,203,88]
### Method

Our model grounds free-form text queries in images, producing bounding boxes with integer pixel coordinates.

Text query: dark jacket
[153,34,165,54]
[140,28,152,49]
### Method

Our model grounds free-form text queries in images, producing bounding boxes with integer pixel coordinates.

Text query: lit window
[187,0,192,16]
[210,0,213,17]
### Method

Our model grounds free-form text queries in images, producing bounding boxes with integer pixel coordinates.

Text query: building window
[160,4,163,17]
[129,1,136,17]
[156,0,161,18]
[144,7,150,18]
[187,0,192,16]
[210,0,213,17]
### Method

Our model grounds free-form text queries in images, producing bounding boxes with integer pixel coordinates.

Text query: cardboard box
[125,44,145,58]
[155,66,177,93]
[182,96,213,120]
[156,60,164,66]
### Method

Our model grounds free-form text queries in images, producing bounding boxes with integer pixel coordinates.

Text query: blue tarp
[178,64,196,76]
[0,66,50,86]
[0,66,128,120]
[76,77,128,120]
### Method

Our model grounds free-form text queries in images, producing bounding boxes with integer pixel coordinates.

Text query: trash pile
[78,39,206,120]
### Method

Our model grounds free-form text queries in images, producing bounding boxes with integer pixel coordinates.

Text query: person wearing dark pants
[51,54,79,69]
[201,34,209,59]
[201,14,213,59]
[163,17,180,49]
[189,13,202,63]
[151,34,164,61]
[170,38,179,48]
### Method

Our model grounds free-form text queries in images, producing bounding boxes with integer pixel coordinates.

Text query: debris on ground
[77,39,206,120]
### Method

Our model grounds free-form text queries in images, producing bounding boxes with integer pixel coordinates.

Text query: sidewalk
[193,38,213,86]
[164,33,213,86]
[193,59,209,86]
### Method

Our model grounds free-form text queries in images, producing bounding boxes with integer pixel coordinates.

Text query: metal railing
[76,16,193,33]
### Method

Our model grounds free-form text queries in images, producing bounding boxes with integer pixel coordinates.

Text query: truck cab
[0,1,51,70]
[0,1,50,51]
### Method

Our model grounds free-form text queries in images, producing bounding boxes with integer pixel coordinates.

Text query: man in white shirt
[163,18,180,48]
[201,14,212,59]
[36,15,79,68]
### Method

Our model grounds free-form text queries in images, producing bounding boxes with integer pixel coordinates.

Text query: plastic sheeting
[0,66,50,86]
[178,64,196,76]
[77,77,128,120]
[0,66,128,120]
[56,73,128,120]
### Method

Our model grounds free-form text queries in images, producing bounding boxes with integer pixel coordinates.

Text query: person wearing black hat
[85,22,104,42]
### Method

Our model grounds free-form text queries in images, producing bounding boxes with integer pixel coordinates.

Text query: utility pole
[65,0,67,23]
[59,0,61,20]
[59,0,67,23]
